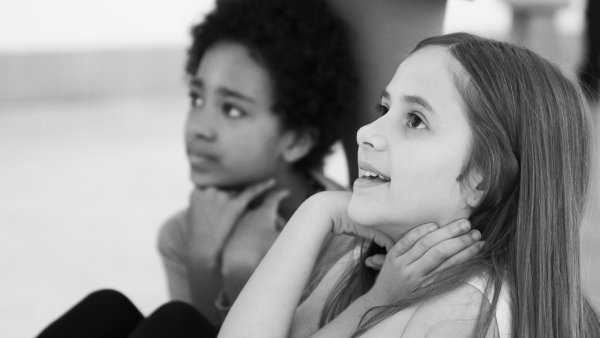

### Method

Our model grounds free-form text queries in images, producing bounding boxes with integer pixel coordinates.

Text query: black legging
[36,290,219,338]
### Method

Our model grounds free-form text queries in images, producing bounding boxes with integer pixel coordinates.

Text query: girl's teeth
[359,169,389,181]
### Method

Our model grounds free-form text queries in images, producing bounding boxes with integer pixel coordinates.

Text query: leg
[128,301,218,338]
[36,289,143,338]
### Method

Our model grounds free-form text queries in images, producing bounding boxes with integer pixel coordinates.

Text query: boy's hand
[220,189,289,302]
[366,219,483,304]
[186,179,276,260]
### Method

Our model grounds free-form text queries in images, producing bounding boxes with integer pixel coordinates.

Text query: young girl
[219,33,600,337]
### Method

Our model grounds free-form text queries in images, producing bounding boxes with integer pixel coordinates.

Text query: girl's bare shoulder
[361,282,500,338]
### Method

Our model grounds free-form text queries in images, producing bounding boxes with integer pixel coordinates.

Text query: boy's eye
[189,93,205,108]
[223,103,246,118]
[375,104,389,116]
[407,112,427,129]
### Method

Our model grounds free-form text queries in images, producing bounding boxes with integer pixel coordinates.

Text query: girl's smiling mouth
[358,168,391,182]
[358,161,390,181]
[355,161,391,188]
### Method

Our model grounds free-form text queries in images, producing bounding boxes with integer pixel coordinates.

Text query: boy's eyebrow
[189,77,203,89]
[189,77,256,104]
[217,88,256,104]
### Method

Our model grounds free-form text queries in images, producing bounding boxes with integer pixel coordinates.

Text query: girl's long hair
[319,33,600,337]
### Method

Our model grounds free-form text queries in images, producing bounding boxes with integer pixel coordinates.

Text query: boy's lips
[188,151,219,167]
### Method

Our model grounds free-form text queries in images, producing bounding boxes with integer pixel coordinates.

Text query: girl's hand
[308,191,395,250]
[186,179,276,259]
[366,219,484,304]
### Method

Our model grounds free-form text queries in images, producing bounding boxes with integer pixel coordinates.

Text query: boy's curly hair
[185,0,359,173]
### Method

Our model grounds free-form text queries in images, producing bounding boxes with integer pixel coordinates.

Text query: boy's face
[185,42,295,189]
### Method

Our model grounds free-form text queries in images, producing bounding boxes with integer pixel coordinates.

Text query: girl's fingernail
[460,221,471,231]
[477,241,485,249]
[471,230,481,240]
[430,224,439,232]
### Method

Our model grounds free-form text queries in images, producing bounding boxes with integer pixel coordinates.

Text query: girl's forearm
[218,196,333,338]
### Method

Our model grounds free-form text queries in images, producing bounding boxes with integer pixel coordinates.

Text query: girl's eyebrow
[382,90,390,101]
[381,89,435,114]
[403,95,434,114]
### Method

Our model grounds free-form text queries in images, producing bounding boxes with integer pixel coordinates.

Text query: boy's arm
[218,193,338,338]
[220,172,352,308]
[183,180,277,322]
[218,191,393,338]
[157,210,192,302]
[218,190,288,314]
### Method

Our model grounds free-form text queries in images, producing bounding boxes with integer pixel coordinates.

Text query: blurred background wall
[0,0,211,104]
[0,0,585,105]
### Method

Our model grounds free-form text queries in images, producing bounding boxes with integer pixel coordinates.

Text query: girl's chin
[346,202,381,228]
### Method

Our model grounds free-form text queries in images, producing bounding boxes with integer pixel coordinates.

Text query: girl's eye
[189,93,204,108]
[223,103,246,119]
[375,104,389,116]
[407,112,427,129]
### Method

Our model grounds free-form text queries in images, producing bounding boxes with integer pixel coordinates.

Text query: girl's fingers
[399,219,471,263]
[388,222,439,257]
[371,231,395,251]
[412,231,482,276]
[365,254,385,270]
[352,226,395,251]
[428,240,485,275]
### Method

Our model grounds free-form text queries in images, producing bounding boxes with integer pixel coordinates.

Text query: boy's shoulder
[161,208,188,233]
[157,208,188,255]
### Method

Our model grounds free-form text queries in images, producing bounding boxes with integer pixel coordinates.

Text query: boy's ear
[465,170,485,208]
[282,128,318,163]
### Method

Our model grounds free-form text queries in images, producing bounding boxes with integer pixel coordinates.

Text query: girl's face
[185,42,298,188]
[348,47,476,241]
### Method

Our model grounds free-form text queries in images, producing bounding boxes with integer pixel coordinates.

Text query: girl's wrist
[364,287,391,307]
[294,193,337,233]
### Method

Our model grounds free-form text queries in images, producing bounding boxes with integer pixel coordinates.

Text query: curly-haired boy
[157,0,359,325]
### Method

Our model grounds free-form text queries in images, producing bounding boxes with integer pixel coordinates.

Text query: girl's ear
[465,170,485,208]
[282,128,318,163]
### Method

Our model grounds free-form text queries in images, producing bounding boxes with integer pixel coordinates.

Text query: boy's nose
[356,122,386,151]
[187,111,217,142]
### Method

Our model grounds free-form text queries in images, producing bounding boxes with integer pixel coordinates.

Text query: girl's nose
[356,121,386,151]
